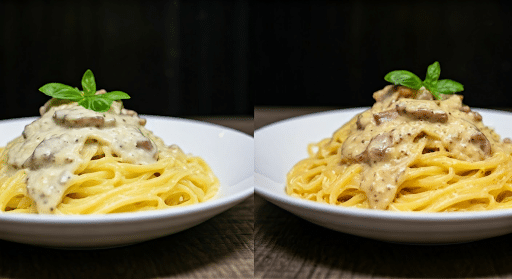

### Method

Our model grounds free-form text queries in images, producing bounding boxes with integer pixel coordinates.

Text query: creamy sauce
[5,100,166,214]
[340,85,510,209]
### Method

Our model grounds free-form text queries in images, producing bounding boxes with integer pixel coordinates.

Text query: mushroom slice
[23,137,66,170]
[470,131,491,156]
[366,132,394,162]
[53,109,116,128]
[396,100,448,123]
[373,109,399,125]
[136,139,154,151]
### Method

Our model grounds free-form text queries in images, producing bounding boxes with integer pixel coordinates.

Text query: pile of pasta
[286,116,512,212]
[0,141,218,214]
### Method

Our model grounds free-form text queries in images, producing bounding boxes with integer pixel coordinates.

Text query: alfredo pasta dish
[286,63,512,212]
[0,71,218,214]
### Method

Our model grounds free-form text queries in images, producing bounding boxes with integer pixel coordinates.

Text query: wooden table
[0,116,254,279]
[254,107,512,279]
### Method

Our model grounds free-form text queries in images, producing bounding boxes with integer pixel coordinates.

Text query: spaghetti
[0,100,218,214]
[286,85,512,212]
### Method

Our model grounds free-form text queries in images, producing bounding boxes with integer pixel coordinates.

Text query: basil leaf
[425,61,441,83]
[40,69,132,113]
[39,83,83,101]
[384,70,423,90]
[81,69,96,96]
[434,79,464,94]
[101,91,131,100]
[77,98,92,110]
[430,90,441,100]
[422,79,436,94]
[78,97,112,112]
[384,62,463,100]
[91,98,113,112]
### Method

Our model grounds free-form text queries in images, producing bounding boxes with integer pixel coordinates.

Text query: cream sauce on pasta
[340,85,510,209]
[5,100,166,214]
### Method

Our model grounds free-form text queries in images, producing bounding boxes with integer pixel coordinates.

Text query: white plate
[0,116,254,248]
[255,108,512,244]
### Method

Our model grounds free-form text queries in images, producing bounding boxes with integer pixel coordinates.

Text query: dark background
[251,0,512,109]
[2,1,512,120]
[0,0,250,119]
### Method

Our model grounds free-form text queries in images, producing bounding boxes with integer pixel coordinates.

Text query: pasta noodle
[0,99,218,214]
[0,144,218,214]
[286,85,512,212]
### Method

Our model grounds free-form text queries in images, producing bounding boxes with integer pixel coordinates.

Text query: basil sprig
[39,70,130,112]
[384,61,464,99]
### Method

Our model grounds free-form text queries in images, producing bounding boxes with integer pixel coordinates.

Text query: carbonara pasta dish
[0,95,218,214]
[286,85,512,211]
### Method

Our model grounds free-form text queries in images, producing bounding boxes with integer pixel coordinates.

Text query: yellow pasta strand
[0,143,218,214]
[286,117,512,212]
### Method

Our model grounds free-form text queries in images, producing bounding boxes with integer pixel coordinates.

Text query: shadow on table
[0,197,254,279]
[255,195,512,278]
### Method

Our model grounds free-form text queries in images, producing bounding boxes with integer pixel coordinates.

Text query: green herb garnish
[384,61,464,99]
[39,69,131,112]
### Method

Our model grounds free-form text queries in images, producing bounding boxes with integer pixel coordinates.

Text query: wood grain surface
[0,117,254,279]
[254,107,512,279]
